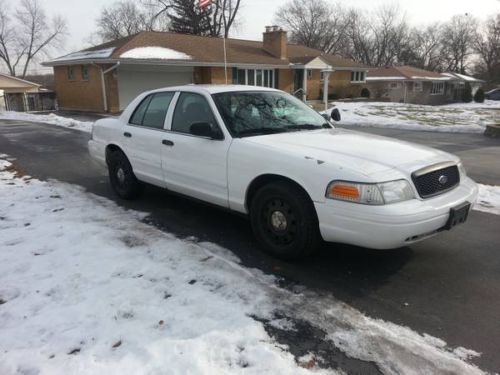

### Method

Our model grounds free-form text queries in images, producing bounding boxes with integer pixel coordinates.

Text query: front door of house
[293,70,304,98]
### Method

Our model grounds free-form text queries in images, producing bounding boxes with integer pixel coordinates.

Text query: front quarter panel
[227,138,366,213]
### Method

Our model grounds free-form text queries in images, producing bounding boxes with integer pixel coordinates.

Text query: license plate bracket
[444,202,471,230]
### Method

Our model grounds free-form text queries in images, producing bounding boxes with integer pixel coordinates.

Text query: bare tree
[342,5,410,67]
[275,0,349,55]
[95,1,169,43]
[474,14,500,82]
[404,24,445,71]
[0,0,66,78]
[440,14,478,74]
[0,1,24,76]
[97,1,149,42]
[209,0,241,38]
[343,9,373,64]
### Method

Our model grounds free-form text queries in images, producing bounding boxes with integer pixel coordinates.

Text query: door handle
[162,139,174,146]
[124,132,132,138]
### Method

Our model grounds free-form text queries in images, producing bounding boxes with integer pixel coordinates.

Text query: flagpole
[200,0,227,84]
[223,31,228,84]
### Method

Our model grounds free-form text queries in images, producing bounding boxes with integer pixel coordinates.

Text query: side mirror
[331,108,341,122]
[190,122,223,140]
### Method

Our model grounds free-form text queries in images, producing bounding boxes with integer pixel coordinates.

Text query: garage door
[117,65,193,110]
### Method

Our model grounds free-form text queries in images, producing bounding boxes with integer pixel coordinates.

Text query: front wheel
[107,150,143,200]
[250,182,321,259]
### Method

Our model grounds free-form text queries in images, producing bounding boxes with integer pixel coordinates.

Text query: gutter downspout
[94,62,120,112]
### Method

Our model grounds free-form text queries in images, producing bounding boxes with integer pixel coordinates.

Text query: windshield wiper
[237,127,289,137]
[286,123,331,131]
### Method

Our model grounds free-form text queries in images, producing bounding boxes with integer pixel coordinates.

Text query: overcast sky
[32,0,500,73]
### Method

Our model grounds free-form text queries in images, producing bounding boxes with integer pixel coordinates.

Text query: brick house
[43,28,368,113]
[364,66,484,105]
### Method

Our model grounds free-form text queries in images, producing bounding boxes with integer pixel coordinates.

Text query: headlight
[377,180,415,204]
[457,162,467,178]
[326,180,415,205]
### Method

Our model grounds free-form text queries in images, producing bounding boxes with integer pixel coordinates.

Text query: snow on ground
[475,184,500,215]
[0,159,325,375]
[120,47,192,60]
[0,112,92,133]
[0,157,486,375]
[328,100,500,133]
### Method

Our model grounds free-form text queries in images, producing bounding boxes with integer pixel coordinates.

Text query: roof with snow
[43,31,367,69]
[367,66,452,82]
[442,72,485,83]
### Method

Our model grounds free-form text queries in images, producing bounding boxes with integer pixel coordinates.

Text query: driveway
[1,120,499,373]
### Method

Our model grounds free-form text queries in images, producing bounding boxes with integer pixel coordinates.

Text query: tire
[107,150,143,200]
[250,181,321,260]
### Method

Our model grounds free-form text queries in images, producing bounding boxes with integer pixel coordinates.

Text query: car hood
[242,128,458,178]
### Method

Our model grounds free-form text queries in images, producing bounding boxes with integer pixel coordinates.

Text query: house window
[256,70,263,86]
[81,65,89,81]
[247,69,255,85]
[232,68,276,88]
[430,82,445,95]
[67,67,75,81]
[351,71,365,83]
[389,82,400,90]
[413,82,423,92]
[307,70,313,79]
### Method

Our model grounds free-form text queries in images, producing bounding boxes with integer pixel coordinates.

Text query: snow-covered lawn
[331,100,500,133]
[0,156,489,374]
[0,112,92,133]
[475,184,500,215]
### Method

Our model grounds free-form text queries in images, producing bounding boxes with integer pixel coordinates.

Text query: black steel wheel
[250,181,321,259]
[107,150,143,200]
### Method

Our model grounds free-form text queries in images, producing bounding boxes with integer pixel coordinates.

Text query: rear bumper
[315,177,478,249]
[88,140,106,168]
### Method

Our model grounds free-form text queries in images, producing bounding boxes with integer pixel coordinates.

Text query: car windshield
[212,91,331,138]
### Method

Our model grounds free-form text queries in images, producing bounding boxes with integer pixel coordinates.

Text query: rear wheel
[250,181,321,259]
[107,150,143,200]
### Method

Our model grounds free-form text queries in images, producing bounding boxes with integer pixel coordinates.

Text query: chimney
[263,26,288,60]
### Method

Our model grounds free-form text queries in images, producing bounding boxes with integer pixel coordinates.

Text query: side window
[129,96,153,125]
[67,67,75,81]
[129,92,174,129]
[171,92,219,135]
[142,92,174,129]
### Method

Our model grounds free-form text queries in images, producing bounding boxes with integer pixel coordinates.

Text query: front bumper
[315,177,478,249]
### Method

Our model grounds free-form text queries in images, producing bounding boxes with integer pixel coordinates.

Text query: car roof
[149,84,281,95]
[486,88,500,94]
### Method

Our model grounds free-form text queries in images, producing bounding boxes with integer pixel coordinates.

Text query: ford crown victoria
[89,85,478,259]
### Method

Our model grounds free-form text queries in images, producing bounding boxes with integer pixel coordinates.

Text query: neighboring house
[43,27,368,113]
[441,72,485,98]
[364,66,484,105]
[0,73,40,111]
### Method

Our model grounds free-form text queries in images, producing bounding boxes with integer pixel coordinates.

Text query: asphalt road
[1,120,499,373]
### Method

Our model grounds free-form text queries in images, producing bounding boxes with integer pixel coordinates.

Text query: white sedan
[89,85,478,259]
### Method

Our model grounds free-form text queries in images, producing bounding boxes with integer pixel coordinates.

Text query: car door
[122,91,175,187]
[160,91,231,208]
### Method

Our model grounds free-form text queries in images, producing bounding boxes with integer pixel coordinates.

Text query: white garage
[117,65,194,110]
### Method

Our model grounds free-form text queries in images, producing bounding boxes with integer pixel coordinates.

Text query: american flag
[199,0,212,9]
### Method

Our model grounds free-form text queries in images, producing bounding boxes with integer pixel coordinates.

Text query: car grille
[412,163,460,199]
